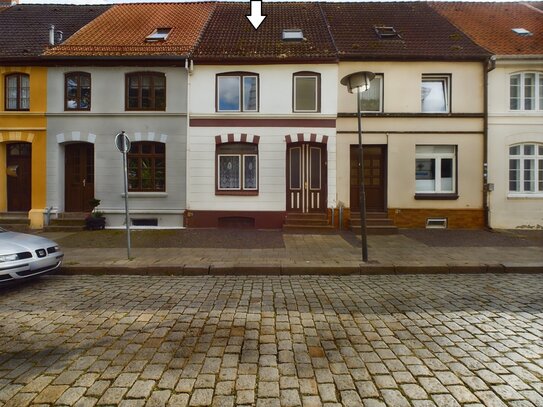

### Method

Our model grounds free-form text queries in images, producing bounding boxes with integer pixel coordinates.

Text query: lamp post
[340,71,375,263]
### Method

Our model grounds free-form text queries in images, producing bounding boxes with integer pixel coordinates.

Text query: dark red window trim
[127,141,166,192]
[5,73,29,111]
[125,72,166,111]
[65,71,91,111]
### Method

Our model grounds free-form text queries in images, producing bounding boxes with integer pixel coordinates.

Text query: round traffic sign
[115,132,131,153]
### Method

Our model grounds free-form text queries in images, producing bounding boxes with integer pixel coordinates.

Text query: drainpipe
[483,56,496,229]
[184,59,193,228]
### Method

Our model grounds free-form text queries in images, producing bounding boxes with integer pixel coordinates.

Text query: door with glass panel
[65,143,94,212]
[286,143,327,212]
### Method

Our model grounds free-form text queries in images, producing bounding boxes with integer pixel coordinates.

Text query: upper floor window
[361,74,383,112]
[509,143,543,194]
[5,73,29,111]
[510,72,542,111]
[293,72,320,113]
[216,73,258,112]
[416,145,456,194]
[216,143,258,195]
[65,72,91,111]
[421,74,450,113]
[126,72,166,111]
[128,141,165,191]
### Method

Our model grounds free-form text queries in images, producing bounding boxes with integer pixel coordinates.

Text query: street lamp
[340,71,375,262]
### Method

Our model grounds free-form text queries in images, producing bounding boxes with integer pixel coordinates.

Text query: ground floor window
[509,143,543,194]
[128,141,165,191]
[216,143,258,195]
[415,145,456,194]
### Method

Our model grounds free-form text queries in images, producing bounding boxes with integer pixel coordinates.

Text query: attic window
[374,26,400,39]
[512,28,532,37]
[146,28,171,42]
[282,29,304,41]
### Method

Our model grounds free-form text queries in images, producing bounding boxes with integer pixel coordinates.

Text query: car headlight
[0,254,19,263]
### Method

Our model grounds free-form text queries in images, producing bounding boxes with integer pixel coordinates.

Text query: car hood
[0,231,57,255]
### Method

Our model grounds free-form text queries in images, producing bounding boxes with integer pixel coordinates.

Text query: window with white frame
[217,143,258,194]
[509,143,543,194]
[416,145,456,194]
[510,72,542,111]
[421,75,450,113]
[216,73,258,112]
[360,74,383,112]
[293,72,320,112]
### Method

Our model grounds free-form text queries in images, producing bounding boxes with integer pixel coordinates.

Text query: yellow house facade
[0,66,47,228]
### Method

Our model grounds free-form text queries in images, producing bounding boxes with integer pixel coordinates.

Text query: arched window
[509,143,543,194]
[216,143,258,195]
[5,73,29,111]
[126,72,166,111]
[127,141,166,191]
[510,72,542,111]
[65,72,91,110]
[216,72,259,112]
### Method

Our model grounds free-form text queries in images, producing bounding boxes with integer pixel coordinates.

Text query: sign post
[115,131,132,259]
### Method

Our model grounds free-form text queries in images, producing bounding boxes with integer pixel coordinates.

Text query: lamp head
[340,71,376,93]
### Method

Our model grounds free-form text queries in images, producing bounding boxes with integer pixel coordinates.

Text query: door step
[0,213,30,232]
[350,212,398,235]
[283,212,333,232]
[44,213,86,232]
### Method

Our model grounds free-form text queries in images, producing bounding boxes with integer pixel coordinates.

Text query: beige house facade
[336,61,486,228]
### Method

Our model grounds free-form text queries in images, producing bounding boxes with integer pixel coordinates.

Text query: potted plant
[85,198,106,230]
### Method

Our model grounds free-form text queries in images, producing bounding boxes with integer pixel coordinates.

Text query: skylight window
[146,28,172,42]
[282,29,304,41]
[512,28,532,37]
[374,26,401,39]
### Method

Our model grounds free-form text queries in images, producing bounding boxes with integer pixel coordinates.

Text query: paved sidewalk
[39,229,543,275]
[1,274,542,406]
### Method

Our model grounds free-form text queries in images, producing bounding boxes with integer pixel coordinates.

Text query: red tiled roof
[192,2,337,62]
[46,2,216,57]
[431,2,543,55]
[0,5,110,59]
[321,2,490,60]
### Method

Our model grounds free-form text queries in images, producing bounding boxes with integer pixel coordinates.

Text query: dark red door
[286,143,327,212]
[350,145,386,212]
[7,143,31,212]
[65,143,94,212]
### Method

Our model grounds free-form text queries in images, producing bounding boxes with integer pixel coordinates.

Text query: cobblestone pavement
[1,274,542,407]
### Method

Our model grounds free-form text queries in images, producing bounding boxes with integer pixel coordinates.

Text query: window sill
[216,190,259,196]
[415,193,458,200]
[122,192,168,198]
[507,193,543,199]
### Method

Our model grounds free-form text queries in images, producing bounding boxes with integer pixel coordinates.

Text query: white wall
[190,64,338,116]
[487,62,543,229]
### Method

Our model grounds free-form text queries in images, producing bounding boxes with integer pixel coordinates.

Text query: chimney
[49,25,55,46]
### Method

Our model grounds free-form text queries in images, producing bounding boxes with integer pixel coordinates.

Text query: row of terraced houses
[0,1,542,232]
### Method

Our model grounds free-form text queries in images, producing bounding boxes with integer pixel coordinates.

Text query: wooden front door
[6,143,31,212]
[286,143,327,212]
[350,145,386,212]
[65,143,94,212]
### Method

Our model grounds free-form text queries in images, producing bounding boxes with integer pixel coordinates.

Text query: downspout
[184,58,193,228]
[483,56,496,229]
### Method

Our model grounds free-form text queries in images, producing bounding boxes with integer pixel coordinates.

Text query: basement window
[131,218,158,227]
[426,218,447,229]
[374,26,400,39]
[146,28,172,42]
[282,29,304,41]
[512,28,532,37]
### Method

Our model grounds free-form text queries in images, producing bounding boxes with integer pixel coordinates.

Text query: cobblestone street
[1,274,542,407]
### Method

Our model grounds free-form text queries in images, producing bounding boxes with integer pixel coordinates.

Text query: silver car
[0,228,64,284]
